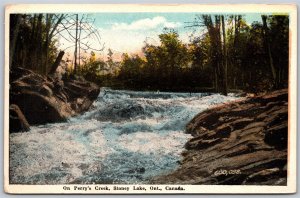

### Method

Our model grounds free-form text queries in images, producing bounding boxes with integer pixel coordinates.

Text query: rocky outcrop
[9,104,30,133]
[152,89,288,185]
[9,67,100,130]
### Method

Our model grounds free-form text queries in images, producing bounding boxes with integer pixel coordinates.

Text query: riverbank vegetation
[10,14,289,94]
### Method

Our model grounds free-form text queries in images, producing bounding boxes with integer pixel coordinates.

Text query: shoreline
[151,89,288,185]
[9,67,100,133]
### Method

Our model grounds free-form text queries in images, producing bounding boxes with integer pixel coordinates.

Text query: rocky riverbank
[152,89,288,185]
[9,67,100,133]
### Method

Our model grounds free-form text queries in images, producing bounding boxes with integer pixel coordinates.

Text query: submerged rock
[152,89,288,185]
[9,67,100,131]
[124,167,146,174]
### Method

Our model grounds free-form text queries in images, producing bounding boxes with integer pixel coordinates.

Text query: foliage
[117,29,192,90]
[10,14,64,75]
[111,15,288,93]
[10,14,289,93]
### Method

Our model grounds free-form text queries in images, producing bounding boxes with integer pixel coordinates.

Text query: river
[9,88,238,184]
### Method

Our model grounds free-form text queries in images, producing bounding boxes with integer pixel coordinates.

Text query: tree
[221,15,228,95]
[57,14,104,74]
[80,51,106,82]
[107,48,114,75]
[268,15,289,88]
[188,34,214,88]
[142,29,191,88]
[196,14,227,94]
[43,14,65,74]
[262,15,277,88]
[10,14,63,74]
[119,53,145,85]
[9,14,21,69]
[226,15,249,89]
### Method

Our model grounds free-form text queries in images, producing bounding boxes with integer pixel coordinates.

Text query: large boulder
[10,67,100,127]
[63,77,100,114]
[9,104,30,133]
[152,89,288,185]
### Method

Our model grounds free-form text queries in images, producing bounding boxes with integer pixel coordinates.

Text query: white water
[10,88,238,184]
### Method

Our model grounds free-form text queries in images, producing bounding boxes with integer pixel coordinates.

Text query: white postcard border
[4,4,297,194]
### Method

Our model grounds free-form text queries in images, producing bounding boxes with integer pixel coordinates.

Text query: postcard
[4,4,297,194]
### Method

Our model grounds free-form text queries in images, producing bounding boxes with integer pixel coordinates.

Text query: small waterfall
[9,88,238,184]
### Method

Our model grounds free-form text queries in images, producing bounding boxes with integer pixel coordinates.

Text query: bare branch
[49,14,65,39]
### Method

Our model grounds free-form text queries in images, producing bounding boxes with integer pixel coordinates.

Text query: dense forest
[10,14,289,94]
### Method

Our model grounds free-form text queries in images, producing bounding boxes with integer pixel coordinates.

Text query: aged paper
[4,4,297,194]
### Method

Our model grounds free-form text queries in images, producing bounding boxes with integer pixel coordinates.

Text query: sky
[58,13,264,61]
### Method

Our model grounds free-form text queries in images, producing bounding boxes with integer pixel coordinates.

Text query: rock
[9,67,34,82]
[39,84,53,97]
[118,104,145,118]
[10,90,70,124]
[9,104,30,133]
[264,122,287,150]
[124,167,146,174]
[64,78,100,113]
[10,67,100,128]
[152,89,288,185]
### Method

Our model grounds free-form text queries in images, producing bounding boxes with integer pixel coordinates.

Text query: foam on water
[10,88,239,184]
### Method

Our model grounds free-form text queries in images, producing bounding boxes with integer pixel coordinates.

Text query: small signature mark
[214,169,242,176]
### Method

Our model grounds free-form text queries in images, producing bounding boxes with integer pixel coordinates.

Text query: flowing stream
[10,88,238,184]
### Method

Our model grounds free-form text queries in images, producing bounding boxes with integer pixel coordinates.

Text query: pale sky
[57,13,263,61]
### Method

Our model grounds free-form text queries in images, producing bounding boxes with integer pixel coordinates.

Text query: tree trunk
[45,14,64,74]
[221,15,228,96]
[203,15,218,92]
[9,15,22,69]
[262,15,277,88]
[215,15,223,94]
[36,14,43,72]
[29,14,37,70]
[78,15,83,70]
[74,14,78,74]
[49,51,65,75]
[49,14,64,39]
[44,14,53,75]
[202,14,227,93]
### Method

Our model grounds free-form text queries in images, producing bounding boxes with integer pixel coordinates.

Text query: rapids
[9,88,238,184]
